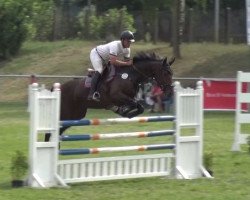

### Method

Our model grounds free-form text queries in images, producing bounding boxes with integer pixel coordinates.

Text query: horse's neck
[117,65,130,72]
[134,62,152,76]
[116,62,153,81]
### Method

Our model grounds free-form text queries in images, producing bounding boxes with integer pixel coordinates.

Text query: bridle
[132,63,173,92]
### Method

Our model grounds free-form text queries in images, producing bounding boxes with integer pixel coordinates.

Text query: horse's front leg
[110,92,144,118]
[123,101,144,118]
[107,103,136,118]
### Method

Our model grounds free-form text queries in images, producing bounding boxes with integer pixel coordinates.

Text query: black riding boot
[88,72,101,101]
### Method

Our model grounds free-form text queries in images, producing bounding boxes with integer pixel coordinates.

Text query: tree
[0,0,32,59]
[172,0,185,59]
[77,6,135,40]
[29,0,54,40]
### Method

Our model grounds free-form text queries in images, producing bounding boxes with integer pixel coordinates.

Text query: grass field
[0,103,250,200]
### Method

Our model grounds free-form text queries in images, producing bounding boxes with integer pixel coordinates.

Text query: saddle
[84,65,116,88]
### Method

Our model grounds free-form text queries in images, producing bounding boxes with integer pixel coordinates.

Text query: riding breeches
[90,48,104,74]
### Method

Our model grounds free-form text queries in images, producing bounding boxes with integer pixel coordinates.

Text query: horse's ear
[168,57,175,66]
[163,57,167,66]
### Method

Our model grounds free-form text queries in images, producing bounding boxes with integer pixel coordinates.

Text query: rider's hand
[127,60,133,66]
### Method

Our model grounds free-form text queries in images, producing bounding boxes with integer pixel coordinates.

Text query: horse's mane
[133,52,162,63]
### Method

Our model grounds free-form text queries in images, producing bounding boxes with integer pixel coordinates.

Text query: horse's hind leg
[45,133,51,142]
[44,126,69,142]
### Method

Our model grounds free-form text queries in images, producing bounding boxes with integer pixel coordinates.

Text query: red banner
[203,79,247,111]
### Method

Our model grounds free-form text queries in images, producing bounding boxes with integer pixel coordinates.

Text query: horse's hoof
[126,108,139,118]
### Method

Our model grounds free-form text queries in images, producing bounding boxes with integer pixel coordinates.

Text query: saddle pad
[106,65,116,82]
[85,76,92,88]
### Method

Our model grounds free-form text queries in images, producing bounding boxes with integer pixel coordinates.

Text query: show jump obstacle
[28,81,211,188]
[232,71,250,151]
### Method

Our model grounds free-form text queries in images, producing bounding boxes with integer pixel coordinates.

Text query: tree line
[0,0,245,60]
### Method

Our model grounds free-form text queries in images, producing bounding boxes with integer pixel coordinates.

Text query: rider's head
[120,30,135,48]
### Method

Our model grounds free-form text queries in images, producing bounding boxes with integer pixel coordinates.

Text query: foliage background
[0,0,247,59]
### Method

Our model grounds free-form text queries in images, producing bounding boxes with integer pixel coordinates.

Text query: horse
[45,52,175,141]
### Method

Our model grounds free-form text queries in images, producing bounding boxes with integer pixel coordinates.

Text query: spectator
[148,81,164,112]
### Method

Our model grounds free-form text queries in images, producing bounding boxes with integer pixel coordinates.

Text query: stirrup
[92,92,100,101]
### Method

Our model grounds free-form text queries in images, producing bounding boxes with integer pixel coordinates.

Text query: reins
[132,64,149,80]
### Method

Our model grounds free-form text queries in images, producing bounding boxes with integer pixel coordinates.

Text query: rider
[87,30,135,101]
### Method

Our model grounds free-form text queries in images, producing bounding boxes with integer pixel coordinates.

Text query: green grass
[0,103,250,200]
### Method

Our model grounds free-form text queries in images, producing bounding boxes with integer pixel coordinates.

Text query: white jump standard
[232,71,250,151]
[28,81,211,188]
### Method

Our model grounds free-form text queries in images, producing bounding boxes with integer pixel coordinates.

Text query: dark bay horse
[45,52,174,141]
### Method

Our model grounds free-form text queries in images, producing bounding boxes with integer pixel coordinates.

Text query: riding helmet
[120,30,135,42]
